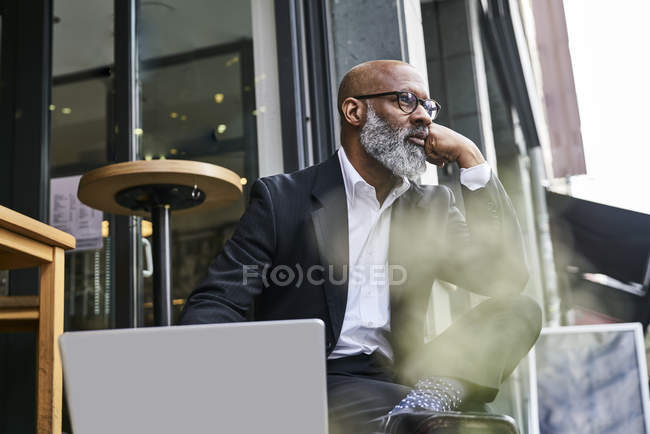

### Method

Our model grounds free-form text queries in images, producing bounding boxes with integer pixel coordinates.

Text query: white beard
[359,105,428,180]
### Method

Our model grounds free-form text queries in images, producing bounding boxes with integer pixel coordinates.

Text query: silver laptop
[59,319,328,434]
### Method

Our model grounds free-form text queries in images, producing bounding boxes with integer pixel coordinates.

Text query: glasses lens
[398,92,417,114]
[423,100,440,120]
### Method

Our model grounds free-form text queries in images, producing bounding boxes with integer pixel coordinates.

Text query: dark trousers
[327,295,542,434]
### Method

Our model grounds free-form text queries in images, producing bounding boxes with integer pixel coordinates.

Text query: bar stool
[77,160,242,326]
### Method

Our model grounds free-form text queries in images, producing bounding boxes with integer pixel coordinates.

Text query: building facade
[0,0,576,431]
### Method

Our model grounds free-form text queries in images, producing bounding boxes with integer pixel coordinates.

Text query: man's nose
[410,102,432,127]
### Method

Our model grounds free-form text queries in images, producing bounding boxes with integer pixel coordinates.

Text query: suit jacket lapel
[311,153,349,343]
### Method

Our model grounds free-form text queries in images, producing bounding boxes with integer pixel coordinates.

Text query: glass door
[0,9,6,297]
[137,0,282,325]
[51,0,115,330]
[49,0,284,330]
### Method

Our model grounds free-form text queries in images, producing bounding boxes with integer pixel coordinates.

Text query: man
[180,60,542,433]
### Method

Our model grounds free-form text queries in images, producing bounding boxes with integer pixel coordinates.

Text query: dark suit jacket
[179,152,528,370]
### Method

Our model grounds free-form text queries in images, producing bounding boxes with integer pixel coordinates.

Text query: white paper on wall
[50,175,103,251]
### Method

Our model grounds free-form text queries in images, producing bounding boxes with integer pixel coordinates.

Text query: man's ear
[341,97,365,127]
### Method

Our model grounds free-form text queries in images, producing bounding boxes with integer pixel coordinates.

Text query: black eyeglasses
[353,91,441,120]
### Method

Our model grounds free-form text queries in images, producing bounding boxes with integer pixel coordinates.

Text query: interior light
[217,124,227,134]
[159,155,166,160]
[170,148,178,155]
[240,177,248,186]
[49,104,56,111]
[62,107,72,114]
[214,93,224,103]
[134,128,143,136]
[170,112,178,119]
[180,114,187,121]
[141,220,153,238]
[144,154,153,161]
[252,110,258,116]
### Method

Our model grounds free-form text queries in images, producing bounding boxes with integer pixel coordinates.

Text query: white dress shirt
[328,148,491,360]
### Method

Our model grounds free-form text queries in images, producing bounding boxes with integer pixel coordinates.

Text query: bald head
[336,60,432,182]
[337,60,420,117]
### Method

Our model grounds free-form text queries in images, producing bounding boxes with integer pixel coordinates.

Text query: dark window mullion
[303,0,337,164]
[275,0,309,172]
[113,0,142,328]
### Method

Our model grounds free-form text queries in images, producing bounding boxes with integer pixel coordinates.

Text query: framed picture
[528,323,650,434]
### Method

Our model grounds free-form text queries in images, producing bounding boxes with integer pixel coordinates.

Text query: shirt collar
[337,147,410,203]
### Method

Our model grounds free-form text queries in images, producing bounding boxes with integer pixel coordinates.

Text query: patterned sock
[389,377,465,414]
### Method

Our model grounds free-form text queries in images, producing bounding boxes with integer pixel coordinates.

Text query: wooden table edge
[0,205,76,250]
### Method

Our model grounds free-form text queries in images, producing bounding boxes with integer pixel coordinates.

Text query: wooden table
[0,205,76,434]
[78,160,242,326]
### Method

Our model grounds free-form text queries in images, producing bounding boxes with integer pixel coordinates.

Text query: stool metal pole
[152,204,172,326]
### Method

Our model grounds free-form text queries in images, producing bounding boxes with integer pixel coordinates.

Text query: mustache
[402,125,429,141]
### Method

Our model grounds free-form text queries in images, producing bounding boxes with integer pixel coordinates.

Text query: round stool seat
[78,160,243,217]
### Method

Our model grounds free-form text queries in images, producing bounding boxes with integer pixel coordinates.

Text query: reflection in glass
[51,77,110,177]
[64,231,113,330]
[138,0,258,325]
[0,270,8,296]
[51,0,114,331]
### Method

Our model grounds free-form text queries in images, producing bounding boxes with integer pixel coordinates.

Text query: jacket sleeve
[437,173,529,297]
[178,179,276,324]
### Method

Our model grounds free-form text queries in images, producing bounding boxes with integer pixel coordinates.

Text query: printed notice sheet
[50,175,103,251]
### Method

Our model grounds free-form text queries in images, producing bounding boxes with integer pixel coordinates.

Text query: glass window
[51,0,114,330]
[137,0,281,324]
[51,76,111,177]
[0,12,6,297]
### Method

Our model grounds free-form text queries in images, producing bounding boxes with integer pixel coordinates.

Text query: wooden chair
[0,205,75,434]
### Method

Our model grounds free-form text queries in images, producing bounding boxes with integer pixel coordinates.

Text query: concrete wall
[330,0,407,86]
